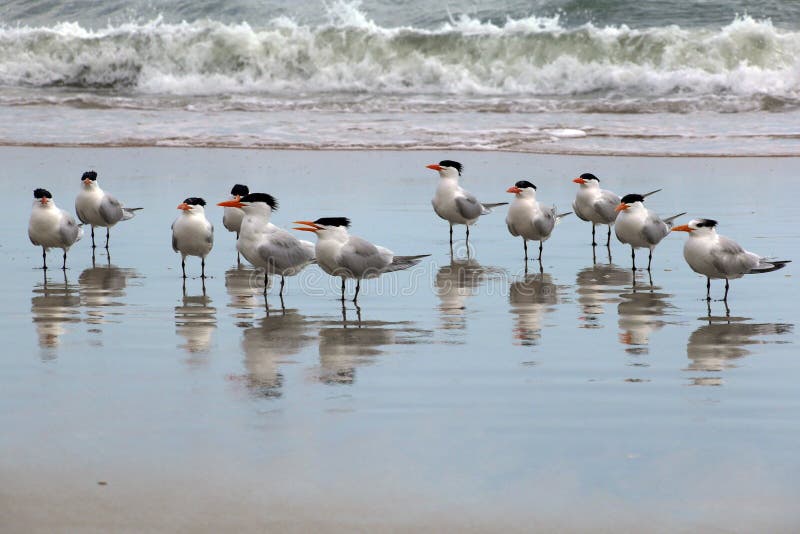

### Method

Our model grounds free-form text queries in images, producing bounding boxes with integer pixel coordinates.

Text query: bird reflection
[509,272,561,346]
[240,309,315,398]
[686,318,794,386]
[575,262,629,328]
[434,258,499,333]
[31,272,81,357]
[225,266,267,327]
[315,323,396,385]
[175,287,217,359]
[78,260,140,328]
[617,284,674,355]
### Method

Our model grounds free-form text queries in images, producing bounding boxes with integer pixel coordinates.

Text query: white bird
[615,193,685,271]
[427,160,507,249]
[171,197,214,279]
[75,170,141,250]
[28,188,83,270]
[217,193,315,301]
[671,218,790,301]
[222,183,249,264]
[293,217,429,303]
[506,180,572,262]
[572,173,661,248]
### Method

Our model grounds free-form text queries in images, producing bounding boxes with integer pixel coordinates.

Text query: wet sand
[1,147,799,532]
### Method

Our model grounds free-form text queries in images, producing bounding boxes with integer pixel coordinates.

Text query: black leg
[538,241,543,261]
[279,276,285,297]
[465,225,470,245]
[341,278,346,302]
[264,272,268,295]
[606,226,612,247]
[706,277,711,301]
[449,224,453,248]
[105,228,110,250]
[630,246,636,271]
[91,226,96,249]
[592,225,597,247]
[647,249,653,271]
[62,250,67,271]
[181,258,186,279]
[236,232,240,264]
[723,278,730,301]
[42,247,47,270]
[523,239,528,262]
[353,279,361,303]
[201,257,206,279]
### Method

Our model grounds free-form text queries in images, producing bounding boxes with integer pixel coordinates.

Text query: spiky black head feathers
[515,180,536,190]
[439,160,463,175]
[82,171,97,181]
[314,217,351,228]
[33,188,52,199]
[230,184,249,196]
[183,197,206,207]
[241,193,278,210]
[620,193,645,204]
[580,173,599,182]
[695,218,718,228]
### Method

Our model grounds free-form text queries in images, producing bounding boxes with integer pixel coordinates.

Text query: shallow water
[2,147,799,531]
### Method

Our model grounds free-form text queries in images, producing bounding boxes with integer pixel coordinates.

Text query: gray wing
[59,210,82,246]
[710,235,757,275]
[533,206,556,237]
[594,190,620,223]
[99,194,124,225]
[641,212,669,245]
[206,221,214,245]
[455,194,484,220]
[257,229,313,271]
[338,236,386,276]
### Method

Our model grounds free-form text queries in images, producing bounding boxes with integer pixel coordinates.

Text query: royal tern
[293,217,429,303]
[28,188,83,270]
[218,193,315,301]
[222,183,249,264]
[671,218,790,301]
[615,193,685,271]
[427,160,507,248]
[572,173,661,247]
[171,197,214,279]
[506,180,571,262]
[74,170,141,250]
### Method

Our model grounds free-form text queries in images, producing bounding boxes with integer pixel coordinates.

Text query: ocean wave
[1,5,799,109]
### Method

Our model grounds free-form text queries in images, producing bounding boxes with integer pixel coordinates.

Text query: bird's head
[177,197,207,213]
[615,193,645,212]
[217,193,278,216]
[33,188,53,208]
[293,217,351,240]
[573,173,600,188]
[81,170,99,189]
[426,160,463,179]
[671,218,718,236]
[507,180,537,198]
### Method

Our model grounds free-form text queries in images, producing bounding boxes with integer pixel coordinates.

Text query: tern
[427,160,507,249]
[572,173,660,247]
[293,217,429,303]
[75,170,141,250]
[222,183,249,264]
[28,188,83,270]
[171,197,214,279]
[615,193,685,271]
[505,180,571,262]
[671,218,790,301]
[218,193,315,301]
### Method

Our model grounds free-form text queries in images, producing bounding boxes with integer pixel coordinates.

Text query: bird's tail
[642,189,662,198]
[664,212,687,225]
[122,207,143,221]
[385,254,430,272]
[748,259,791,274]
[480,202,508,215]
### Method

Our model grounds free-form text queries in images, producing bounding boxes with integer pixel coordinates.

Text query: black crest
[695,218,718,228]
[183,197,206,207]
[82,171,97,181]
[515,180,536,190]
[241,193,278,210]
[33,188,52,199]
[230,184,249,196]
[439,160,463,175]
[620,193,645,204]
[580,173,599,182]
[314,217,351,228]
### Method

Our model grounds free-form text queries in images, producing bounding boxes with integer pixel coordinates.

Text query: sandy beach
[1,146,798,531]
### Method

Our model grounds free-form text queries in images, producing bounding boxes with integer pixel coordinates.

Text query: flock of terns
[28,160,789,307]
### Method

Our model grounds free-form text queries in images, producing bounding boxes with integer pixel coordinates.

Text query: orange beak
[40,198,48,205]
[507,186,522,194]
[426,164,443,171]
[83,178,93,185]
[217,199,244,208]
[615,203,629,212]
[671,224,692,233]
[177,203,191,210]
[573,177,586,184]
[293,220,322,233]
